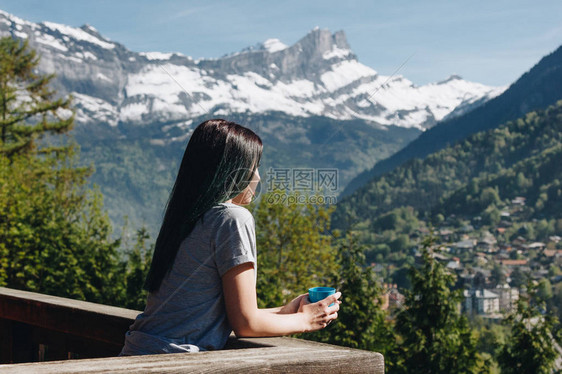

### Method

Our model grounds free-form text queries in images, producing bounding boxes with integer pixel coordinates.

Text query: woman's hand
[277,293,309,314]
[297,292,341,332]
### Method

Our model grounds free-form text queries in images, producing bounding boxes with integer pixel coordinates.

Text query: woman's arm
[222,262,341,337]
[263,294,308,314]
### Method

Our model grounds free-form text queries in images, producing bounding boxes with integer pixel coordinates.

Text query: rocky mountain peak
[210,28,355,81]
[438,74,463,84]
[79,24,106,40]
[294,28,351,59]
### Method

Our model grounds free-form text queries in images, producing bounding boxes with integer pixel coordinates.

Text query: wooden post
[0,318,13,363]
[11,321,36,363]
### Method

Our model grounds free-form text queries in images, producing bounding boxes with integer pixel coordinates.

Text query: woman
[120,119,341,355]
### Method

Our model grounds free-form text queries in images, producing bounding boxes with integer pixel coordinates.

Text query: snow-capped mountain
[0,10,505,132]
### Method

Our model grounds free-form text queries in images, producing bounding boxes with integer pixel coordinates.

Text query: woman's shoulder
[205,202,254,224]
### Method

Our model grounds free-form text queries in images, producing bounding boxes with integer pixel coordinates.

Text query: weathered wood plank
[0,345,384,373]
[0,288,137,319]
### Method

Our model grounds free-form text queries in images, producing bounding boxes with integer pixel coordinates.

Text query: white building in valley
[464,289,500,315]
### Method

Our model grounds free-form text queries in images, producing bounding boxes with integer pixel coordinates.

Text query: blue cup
[308,287,336,306]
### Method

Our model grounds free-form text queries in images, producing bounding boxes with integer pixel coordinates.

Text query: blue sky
[1,0,560,86]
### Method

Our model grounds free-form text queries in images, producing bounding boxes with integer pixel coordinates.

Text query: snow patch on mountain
[43,21,115,49]
[34,31,68,51]
[72,92,118,126]
[262,38,288,53]
[140,51,190,60]
[0,9,29,27]
[323,45,352,60]
[320,60,376,91]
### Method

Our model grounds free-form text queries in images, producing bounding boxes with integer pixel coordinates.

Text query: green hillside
[432,104,562,220]
[333,100,562,250]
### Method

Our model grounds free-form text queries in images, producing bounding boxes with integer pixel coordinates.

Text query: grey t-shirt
[120,202,257,355]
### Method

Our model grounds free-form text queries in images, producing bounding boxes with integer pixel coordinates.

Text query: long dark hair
[144,119,263,292]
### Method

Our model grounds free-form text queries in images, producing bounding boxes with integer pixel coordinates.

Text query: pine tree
[0,36,122,305]
[304,231,393,354]
[497,282,559,374]
[119,227,153,310]
[389,236,481,373]
[0,37,73,157]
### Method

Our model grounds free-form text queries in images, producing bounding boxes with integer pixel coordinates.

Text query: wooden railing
[0,287,384,373]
